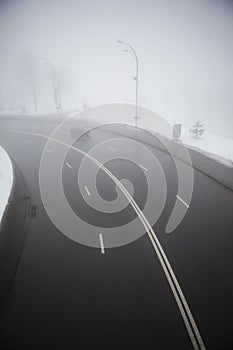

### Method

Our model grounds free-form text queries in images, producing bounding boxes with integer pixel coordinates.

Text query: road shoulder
[0,159,30,297]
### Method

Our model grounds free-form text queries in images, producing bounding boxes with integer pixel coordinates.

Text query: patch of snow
[180,127,233,168]
[0,145,14,225]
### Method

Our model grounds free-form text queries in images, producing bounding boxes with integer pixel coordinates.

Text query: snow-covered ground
[181,127,233,167]
[0,145,14,226]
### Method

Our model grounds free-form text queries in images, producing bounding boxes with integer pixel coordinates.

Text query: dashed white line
[65,162,72,169]
[109,147,116,152]
[138,164,148,172]
[176,195,189,208]
[98,233,105,254]
[84,186,91,196]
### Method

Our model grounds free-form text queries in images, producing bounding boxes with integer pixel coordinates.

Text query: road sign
[173,123,182,140]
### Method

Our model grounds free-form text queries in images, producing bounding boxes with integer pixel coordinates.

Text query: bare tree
[41,58,72,112]
[16,52,40,112]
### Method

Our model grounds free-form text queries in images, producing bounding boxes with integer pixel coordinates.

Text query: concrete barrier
[0,145,14,232]
[0,153,29,297]
[99,123,233,192]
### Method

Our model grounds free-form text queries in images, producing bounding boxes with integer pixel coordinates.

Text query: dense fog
[0,0,232,137]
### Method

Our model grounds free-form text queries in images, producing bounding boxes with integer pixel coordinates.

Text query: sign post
[173,123,182,141]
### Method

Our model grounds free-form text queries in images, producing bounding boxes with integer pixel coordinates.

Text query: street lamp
[117,40,139,128]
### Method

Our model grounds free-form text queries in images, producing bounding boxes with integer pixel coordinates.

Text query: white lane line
[23,140,30,144]
[176,195,189,208]
[109,147,116,152]
[138,164,148,172]
[84,186,91,196]
[45,149,51,153]
[98,233,105,254]
[3,128,205,350]
[83,136,89,140]
[65,162,72,169]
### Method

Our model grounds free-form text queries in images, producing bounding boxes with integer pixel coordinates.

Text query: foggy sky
[0,0,233,137]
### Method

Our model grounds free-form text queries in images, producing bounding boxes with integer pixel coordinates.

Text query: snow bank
[181,127,233,168]
[0,145,14,226]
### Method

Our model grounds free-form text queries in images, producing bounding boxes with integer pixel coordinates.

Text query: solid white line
[65,162,72,169]
[109,147,116,152]
[99,233,105,254]
[84,186,90,196]
[176,195,189,208]
[108,174,203,350]
[139,164,148,172]
[3,127,205,350]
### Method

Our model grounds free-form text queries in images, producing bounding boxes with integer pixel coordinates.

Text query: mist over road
[0,116,232,349]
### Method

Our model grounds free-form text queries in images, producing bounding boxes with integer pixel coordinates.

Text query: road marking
[176,195,189,208]
[45,149,51,153]
[109,147,116,152]
[83,136,89,140]
[3,127,205,350]
[138,164,148,172]
[98,233,105,254]
[84,186,90,196]
[65,162,72,169]
[23,140,30,144]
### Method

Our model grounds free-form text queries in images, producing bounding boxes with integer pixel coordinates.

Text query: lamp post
[117,41,139,128]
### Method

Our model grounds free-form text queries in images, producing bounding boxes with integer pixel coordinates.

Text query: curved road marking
[138,164,148,172]
[177,195,190,208]
[1,128,206,350]
[65,162,72,169]
[99,233,105,254]
[84,186,91,196]
[109,147,116,152]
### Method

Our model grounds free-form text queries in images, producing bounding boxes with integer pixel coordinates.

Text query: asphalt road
[0,116,233,350]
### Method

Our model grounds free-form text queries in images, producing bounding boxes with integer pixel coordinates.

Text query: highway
[0,115,233,349]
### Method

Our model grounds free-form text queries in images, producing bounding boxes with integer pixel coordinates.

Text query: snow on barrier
[100,123,233,192]
[0,145,14,228]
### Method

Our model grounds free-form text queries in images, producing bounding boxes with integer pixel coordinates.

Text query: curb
[0,159,30,297]
[0,147,15,235]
